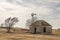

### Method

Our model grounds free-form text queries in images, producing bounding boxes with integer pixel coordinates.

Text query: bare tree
[5,17,18,33]
[26,19,32,27]
[1,23,4,27]
[26,13,37,28]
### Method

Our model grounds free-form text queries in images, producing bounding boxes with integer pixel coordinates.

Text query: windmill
[31,13,36,23]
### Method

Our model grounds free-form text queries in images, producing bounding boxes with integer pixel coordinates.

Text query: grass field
[0,28,60,40]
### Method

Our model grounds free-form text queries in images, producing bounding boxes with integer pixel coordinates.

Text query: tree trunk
[7,27,11,33]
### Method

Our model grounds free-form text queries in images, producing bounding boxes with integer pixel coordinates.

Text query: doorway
[43,27,46,33]
[34,27,36,34]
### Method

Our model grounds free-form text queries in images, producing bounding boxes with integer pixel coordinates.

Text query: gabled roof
[30,20,51,26]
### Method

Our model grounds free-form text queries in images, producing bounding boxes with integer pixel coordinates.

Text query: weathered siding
[30,20,52,34]
[30,26,34,33]
[36,27,41,33]
[46,26,52,33]
[30,26,52,34]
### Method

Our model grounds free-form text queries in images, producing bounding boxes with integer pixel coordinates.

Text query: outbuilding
[30,20,52,34]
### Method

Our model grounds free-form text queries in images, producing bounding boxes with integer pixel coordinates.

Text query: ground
[0,28,60,40]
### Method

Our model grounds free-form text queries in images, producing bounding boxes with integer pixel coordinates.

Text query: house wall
[30,26,36,33]
[46,26,52,33]
[36,26,43,33]
[30,26,33,33]
[30,26,52,34]
[41,26,52,34]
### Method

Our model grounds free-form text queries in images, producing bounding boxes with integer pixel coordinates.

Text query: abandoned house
[30,20,52,34]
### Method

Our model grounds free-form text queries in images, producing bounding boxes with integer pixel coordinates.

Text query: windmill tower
[31,13,36,23]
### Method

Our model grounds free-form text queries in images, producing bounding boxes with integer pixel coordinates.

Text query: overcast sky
[0,0,60,29]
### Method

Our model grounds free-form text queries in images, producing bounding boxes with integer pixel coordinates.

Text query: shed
[30,20,52,34]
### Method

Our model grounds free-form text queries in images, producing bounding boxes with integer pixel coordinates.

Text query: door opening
[43,27,46,33]
[34,27,36,34]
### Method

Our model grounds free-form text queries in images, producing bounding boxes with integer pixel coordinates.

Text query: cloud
[0,0,60,29]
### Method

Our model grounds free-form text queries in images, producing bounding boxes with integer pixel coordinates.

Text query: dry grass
[0,28,60,40]
[52,29,60,36]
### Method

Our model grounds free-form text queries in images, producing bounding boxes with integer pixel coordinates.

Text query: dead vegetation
[52,29,60,36]
[0,28,60,40]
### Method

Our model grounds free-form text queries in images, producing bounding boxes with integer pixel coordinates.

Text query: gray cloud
[0,0,60,29]
[5,8,14,11]
[5,0,60,18]
[22,0,60,7]
[6,0,22,4]
[22,0,60,20]
[5,0,57,7]
[5,0,60,8]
